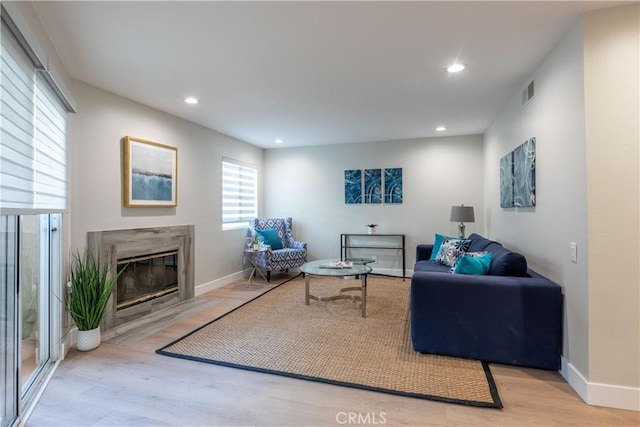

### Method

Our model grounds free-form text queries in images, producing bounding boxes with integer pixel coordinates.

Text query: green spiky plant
[65,249,124,331]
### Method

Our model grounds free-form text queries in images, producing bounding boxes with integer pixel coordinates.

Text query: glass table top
[300,259,372,277]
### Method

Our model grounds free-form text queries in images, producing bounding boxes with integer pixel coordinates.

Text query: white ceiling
[32,1,626,149]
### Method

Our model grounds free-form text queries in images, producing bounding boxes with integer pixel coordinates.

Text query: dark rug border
[156,274,503,409]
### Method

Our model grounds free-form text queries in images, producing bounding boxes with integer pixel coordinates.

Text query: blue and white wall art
[364,169,382,204]
[344,169,362,204]
[512,137,536,207]
[499,153,514,208]
[123,136,178,207]
[345,168,403,204]
[384,168,403,204]
[500,137,536,208]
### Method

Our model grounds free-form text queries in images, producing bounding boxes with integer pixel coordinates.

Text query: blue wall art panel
[499,153,514,208]
[344,169,362,204]
[364,169,382,204]
[512,137,536,207]
[384,168,403,204]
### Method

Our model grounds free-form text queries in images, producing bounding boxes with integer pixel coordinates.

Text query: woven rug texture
[157,275,502,408]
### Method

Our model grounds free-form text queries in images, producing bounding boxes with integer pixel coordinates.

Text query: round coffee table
[300,259,372,317]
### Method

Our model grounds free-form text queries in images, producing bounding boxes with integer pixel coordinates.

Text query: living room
[1,1,638,426]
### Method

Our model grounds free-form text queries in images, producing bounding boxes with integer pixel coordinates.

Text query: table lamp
[450,205,475,238]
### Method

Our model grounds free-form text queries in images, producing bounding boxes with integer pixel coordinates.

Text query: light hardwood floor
[27,276,639,427]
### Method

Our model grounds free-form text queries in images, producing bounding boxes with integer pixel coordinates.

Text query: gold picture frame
[122,136,178,208]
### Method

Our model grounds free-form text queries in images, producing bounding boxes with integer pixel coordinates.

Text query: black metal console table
[340,233,406,279]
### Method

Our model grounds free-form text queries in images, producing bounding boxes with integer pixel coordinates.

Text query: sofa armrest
[410,270,563,370]
[416,244,434,261]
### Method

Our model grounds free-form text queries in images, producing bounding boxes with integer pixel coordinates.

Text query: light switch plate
[570,242,578,263]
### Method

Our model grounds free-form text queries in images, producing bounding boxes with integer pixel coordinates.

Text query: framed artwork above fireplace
[122,136,178,208]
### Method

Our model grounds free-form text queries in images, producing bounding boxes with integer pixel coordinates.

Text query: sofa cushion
[429,233,457,261]
[434,238,471,268]
[484,244,528,277]
[452,252,492,275]
[414,260,450,273]
[467,233,501,252]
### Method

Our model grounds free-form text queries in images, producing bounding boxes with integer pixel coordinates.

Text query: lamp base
[458,223,466,238]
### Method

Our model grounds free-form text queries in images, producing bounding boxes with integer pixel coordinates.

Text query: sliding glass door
[0,214,60,427]
[2,4,72,424]
[1,217,18,427]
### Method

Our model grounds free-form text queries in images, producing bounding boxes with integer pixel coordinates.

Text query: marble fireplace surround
[87,225,194,335]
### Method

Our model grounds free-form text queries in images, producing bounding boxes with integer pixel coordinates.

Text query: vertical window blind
[222,158,257,229]
[0,15,68,213]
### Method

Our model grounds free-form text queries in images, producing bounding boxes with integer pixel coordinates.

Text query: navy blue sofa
[410,233,562,370]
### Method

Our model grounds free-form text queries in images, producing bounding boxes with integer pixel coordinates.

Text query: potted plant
[65,249,123,351]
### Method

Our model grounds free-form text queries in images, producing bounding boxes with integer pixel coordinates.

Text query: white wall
[583,4,639,401]
[485,4,639,411]
[264,135,485,273]
[68,81,264,287]
[484,18,588,371]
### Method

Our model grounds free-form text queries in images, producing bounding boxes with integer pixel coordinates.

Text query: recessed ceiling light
[274,139,284,144]
[447,63,465,73]
[184,97,199,104]
[436,126,447,132]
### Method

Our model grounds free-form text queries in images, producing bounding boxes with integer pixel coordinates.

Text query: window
[1,4,72,426]
[221,158,257,230]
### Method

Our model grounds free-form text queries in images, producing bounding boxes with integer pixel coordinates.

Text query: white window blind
[0,16,68,213]
[222,158,257,230]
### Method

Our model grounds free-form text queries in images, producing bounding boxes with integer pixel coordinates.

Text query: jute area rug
[157,275,502,408]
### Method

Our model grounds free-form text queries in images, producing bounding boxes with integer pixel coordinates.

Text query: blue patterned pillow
[452,251,492,275]
[434,238,471,268]
[429,233,457,261]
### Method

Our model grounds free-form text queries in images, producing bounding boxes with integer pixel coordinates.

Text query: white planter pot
[77,327,101,351]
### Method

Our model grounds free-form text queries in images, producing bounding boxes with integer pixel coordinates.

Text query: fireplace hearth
[88,225,194,335]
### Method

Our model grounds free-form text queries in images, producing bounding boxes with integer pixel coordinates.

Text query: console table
[340,233,405,279]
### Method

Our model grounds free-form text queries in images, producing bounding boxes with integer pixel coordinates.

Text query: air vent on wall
[522,80,535,105]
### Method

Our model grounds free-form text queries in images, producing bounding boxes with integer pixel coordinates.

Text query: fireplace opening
[116,251,179,311]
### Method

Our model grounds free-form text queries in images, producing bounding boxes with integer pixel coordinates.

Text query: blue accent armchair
[248,217,307,283]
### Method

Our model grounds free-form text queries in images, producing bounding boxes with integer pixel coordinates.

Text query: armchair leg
[267,271,271,284]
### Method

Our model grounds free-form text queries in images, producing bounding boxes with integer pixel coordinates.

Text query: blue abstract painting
[384,168,403,204]
[500,153,514,208]
[124,136,177,207]
[364,169,382,204]
[132,174,172,201]
[512,137,536,207]
[344,169,362,204]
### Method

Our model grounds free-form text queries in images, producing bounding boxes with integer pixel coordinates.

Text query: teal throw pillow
[453,252,493,275]
[434,238,471,268]
[429,233,457,261]
[256,228,284,250]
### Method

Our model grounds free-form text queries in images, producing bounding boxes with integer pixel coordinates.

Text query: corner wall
[583,4,639,408]
[68,81,264,287]
[264,135,485,271]
[485,4,639,411]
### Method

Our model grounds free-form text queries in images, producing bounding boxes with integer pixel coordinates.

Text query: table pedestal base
[304,274,367,317]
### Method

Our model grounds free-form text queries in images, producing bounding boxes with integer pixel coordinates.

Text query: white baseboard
[195,269,249,296]
[60,328,75,359]
[370,267,411,278]
[561,356,640,411]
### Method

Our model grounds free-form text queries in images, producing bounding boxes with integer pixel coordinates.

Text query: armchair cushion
[256,228,284,250]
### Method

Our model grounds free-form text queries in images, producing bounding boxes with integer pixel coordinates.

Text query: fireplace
[87,225,194,334]
[116,251,179,311]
